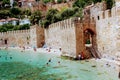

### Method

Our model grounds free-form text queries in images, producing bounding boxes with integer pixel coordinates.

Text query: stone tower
[30,25,45,48]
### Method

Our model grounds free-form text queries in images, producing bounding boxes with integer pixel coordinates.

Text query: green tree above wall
[57,0,63,3]
[2,0,10,7]
[0,8,32,19]
[104,0,115,9]
[73,0,115,9]
[30,11,42,25]
[0,24,30,32]
[92,0,102,3]
[0,10,11,19]
[61,8,74,19]
[73,0,86,8]
[43,0,51,4]
[43,9,59,28]
[22,9,31,17]
[10,8,21,15]
[42,7,83,28]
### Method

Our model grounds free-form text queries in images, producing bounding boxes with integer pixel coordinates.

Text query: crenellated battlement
[0,29,31,47]
[0,25,44,48]
[0,29,30,36]
[48,17,96,31]
[90,1,107,20]
[97,1,120,20]
[97,7,116,20]
[48,18,75,30]
[96,1,120,56]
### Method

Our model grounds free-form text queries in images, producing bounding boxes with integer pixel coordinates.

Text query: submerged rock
[85,60,89,62]
[91,65,96,67]
[17,74,23,79]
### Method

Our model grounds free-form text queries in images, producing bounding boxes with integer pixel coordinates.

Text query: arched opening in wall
[84,29,94,47]
[84,29,101,59]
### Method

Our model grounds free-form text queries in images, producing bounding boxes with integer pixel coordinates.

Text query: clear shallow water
[0,49,119,80]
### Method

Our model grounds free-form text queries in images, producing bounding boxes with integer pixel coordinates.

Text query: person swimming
[46,62,49,65]
[46,58,52,66]
[48,58,51,62]
[10,57,12,59]
[58,61,60,64]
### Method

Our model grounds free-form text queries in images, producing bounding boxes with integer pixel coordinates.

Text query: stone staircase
[87,47,101,59]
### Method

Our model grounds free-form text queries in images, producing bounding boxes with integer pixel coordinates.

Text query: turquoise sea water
[0,49,119,80]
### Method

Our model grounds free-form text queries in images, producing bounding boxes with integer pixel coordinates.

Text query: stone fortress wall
[91,0,120,56]
[0,0,119,59]
[45,16,96,58]
[90,1,107,21]
[45,0,120,58]
[30,25,45,48]
[0,30,30,47]
[45,18,76,57]
[0,25,44,48]
[75,16,96,58]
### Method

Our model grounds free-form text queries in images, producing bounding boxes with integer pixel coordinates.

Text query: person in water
[58,61,60,64]
[46,62,49,66]
[78,53,81,60]
[10,57,12,59]
[48,58,51,62]
[46,58,51,66]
